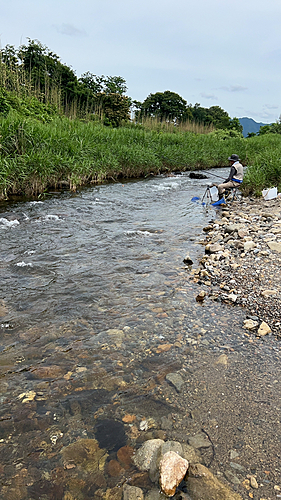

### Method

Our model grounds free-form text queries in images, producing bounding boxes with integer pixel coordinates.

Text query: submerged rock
[134,439,164,472]
[165,372,184,393]
[186,463,243,500]
[123,484,144,500]
[61,438,108,472]
[188,433,212,449]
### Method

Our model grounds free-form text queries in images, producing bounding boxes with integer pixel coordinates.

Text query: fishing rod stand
[202,186,216,204]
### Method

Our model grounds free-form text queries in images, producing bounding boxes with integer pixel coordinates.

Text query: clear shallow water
[0,170,280,499]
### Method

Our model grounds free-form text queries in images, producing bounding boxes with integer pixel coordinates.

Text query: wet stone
[106,459,123,477]
[123,484,144,500]
[95,419,126,452]
[134,439,164,471]
[165,372,184,393]
[61,438,108,471]
[187,464,242,499]
[117,445,134,468]
[188,433,212,449]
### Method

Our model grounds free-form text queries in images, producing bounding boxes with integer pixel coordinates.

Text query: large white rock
[160,451,189,497]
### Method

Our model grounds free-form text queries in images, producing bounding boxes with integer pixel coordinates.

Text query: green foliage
[0,89,10,116]
[96,93,130,127]
[79,73,127,95]
[0,39,130,126]
[208,128,243,140]
[242,134,281,195]
[259,116,281,135]
[138,91,190,122]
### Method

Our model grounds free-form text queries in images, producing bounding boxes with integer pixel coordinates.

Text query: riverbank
[190,196,281,339]
[1,109,281,200]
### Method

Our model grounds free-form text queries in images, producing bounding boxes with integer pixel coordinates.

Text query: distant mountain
[238,117,271,137]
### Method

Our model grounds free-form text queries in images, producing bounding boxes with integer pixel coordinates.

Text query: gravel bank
[191,196,281,339]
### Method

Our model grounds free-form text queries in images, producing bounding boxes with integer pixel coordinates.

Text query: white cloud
[54,24,86,37]
[220,85,248,93]
[200,93,218,100]
[263,104,279,110]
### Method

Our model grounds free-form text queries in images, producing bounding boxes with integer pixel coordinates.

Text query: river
[0,170,280,499]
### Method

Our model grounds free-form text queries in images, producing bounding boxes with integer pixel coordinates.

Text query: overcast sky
[1,0,280,123]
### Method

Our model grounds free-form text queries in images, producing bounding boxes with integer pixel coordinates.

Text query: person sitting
[218,154,243,199]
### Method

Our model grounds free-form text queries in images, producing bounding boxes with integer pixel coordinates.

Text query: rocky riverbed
[1,184,281,500]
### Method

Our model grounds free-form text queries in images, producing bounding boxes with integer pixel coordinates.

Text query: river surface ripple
[0,170,280,499]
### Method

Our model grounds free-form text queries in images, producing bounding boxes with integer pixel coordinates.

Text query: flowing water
[0,170,280,499]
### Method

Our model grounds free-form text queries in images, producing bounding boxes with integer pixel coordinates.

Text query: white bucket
[262,187,277,200]
[209,186,218,200]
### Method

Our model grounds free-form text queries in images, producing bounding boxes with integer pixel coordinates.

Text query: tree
[189,103,208,124]
[259,116,281,135]
[96,93,130,127]
[79,73,127,95]
[139,90,189,122]
[229,117,243,134]
[206,106,230,129]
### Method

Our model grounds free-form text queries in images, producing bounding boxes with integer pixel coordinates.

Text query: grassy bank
[1,109,281,199]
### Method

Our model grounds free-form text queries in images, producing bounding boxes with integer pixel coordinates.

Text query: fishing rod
[207,171,225,181]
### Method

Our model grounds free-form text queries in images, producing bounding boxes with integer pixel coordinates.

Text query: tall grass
[1,84,281,199]
[135,116,214,134]
[241,134,281,195]
[0,110,248,198]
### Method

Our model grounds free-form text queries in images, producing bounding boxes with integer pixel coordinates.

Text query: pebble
[257,321,271,337]
[250,476,258,489]
[188,433,212,449]
[165,372,185,393]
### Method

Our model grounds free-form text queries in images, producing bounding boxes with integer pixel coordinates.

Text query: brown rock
[106,459,123,477]
[196,290,206,302]
[31,365,64,379]
[186,463,243,500]
[122,414,136,423]
[61,439,108,472]
[117,445,134,468]
[160,451,189,497]
[156,344,172,353]
[128,471,154,489]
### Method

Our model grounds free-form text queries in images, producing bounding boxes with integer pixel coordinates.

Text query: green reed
[1,108,281,199]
